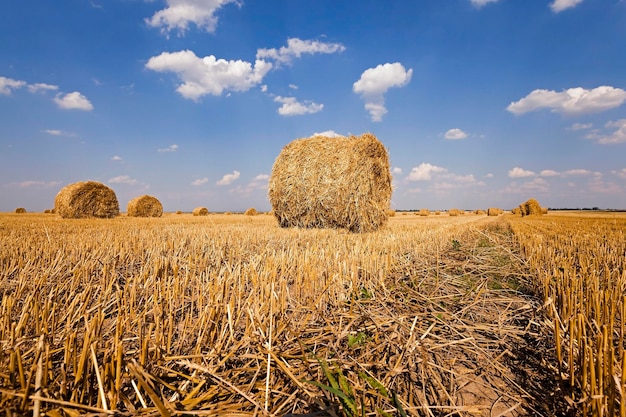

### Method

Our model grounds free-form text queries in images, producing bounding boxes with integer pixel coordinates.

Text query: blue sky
[1,0,626,212]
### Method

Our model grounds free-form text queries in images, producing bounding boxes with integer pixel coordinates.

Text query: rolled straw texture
[268,133,392,233]
[127,195,163,217]
[54,181,119,219]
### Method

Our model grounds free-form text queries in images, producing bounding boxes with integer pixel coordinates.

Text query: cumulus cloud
[392,167,402,175]
[146,50,272,100]
[585,119,626,144]
[613,168,626,179]
[27,83,59,94]
[353,62,412,122]
[54,92,94,111]
[146,0,239,35]
[158,144,179,153]
[540,169,560,177]
[550,0,584,13]
[508,167,536,178]
[507,86,626,116]
[311,130,342,138]
[444,128,468,140]
[109,175,138,185]
[256,38,346,65]
[568,122,592,131]
[191,177,209,186]
[407,163,447,181]
[0,76,26,95]
[274,96,323,116]
[470,0,500,7]
[564,169,594,176]
[502,178,550,194]
[216,170,240,186]
[111,155,122,161]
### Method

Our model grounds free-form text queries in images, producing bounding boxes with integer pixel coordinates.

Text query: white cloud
[260,85,268,93]
[254,174,269,181]
[191,177,209,186]
[229,173,269,195]
[158,144,179,153]
[288,84,298,90]
[550,0,584,13]
[502,178,550,194]
[585,119,626,144]
[0,76,26,95]
[42,129,75,137]
[353,62,412,122]
[146,0,239,35]
[392,167,402,175]
[111,155,122,161]
[256,38,346,65]
[507,86,626,116]
[485,173,494,178]
[109,175,138,185]
[613,169,626,179]
[15,180,61,188]
[444,128,468,140]
[216,170,240,186]
[274,96,323,116]
[311,130,342,138]
[27,83,59,93]
[508,167,536,178]
[568,122,592,131]
[564,169,593,176]
[54,92,94,111]
[470,0,500,7]
[540,169,560,177]
[146,50,272,100]
[407,163,446,181]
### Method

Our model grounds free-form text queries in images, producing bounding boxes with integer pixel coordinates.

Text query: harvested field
[0,211,623,416]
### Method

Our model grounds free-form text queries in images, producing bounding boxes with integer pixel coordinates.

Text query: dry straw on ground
[244,207,258,216]
[268,133,392,233]
[54,181,120,219]
[14,208,26,213]
[521,198,543,216]
[192,207,209,216]
[127,195,163,217]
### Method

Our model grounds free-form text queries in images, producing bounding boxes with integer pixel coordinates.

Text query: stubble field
[0,211,625,416]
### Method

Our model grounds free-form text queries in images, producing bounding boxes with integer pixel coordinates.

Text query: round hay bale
[268,133,392,233]
[192,207,209,216]
[127,195,163,217]
[419,208,429,216]
[435,211,441,215]
[521,198,543,216]
[54,181,119,219]
[541,207,549,214]
[448,208,460,216]
[15,207,26,213]
[244,207,258,216]
[474,209,486,215]
[176,210,183,215]
[487,207,501,216]
[387,210,396,217]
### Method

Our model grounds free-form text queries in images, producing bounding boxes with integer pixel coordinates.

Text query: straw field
[1,211,624,416]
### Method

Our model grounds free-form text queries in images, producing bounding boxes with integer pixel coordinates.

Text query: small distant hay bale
[127,195,163,217]
[474,209,486,215]
[55,181,119,219]
[487,207,502,216]
[268,133,392,233]
[448,208,460,216]
[244,207,258,216]
[521,198,543,216]
[387,210,396,217]
[15,207,26,213]
[193,207,209,216]
[435,211,441,215]
[176,210,183,215]
[419,208,429,216]
[225,211,232,215]
[511,207,520,215]
[542,207,549,214]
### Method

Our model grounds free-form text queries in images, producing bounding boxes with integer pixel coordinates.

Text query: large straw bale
[192,207,209,216]
[268,133,392,233]
[521,198,543,216]
[127,195,163,217]
[54,181,119,219]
